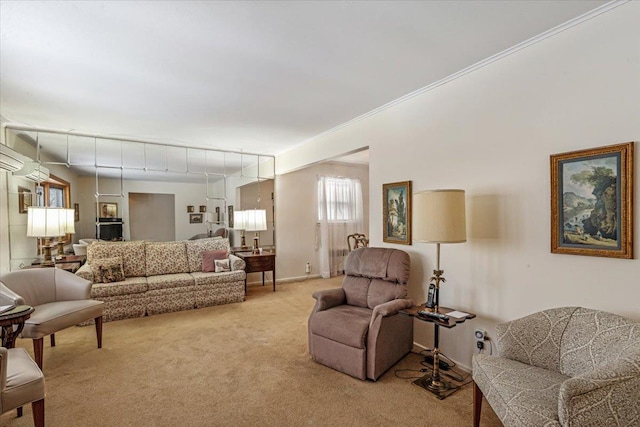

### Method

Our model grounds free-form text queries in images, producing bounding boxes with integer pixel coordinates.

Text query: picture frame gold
[383,181,412,245]
[99,202,118,219]
[190,213,203,224]
[18,186,31,214]
[550,142,634,259]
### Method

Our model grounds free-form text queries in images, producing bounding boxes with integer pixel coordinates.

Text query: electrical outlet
[305,262,311,273]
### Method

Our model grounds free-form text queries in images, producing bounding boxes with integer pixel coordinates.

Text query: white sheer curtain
[317,176,364,278]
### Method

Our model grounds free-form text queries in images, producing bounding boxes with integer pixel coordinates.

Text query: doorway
[129,193,175,242]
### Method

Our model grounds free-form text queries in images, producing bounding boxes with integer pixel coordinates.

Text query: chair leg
[473,380,483,427]
[33,338,44,370]
[50,333,56,347]
[32,398,45,427]
[95,316,103,348]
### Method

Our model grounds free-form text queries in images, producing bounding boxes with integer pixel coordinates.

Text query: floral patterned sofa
[75,237,246,322]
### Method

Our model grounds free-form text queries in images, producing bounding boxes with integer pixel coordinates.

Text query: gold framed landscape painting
[550,142,634,259]
[383,181,412,245]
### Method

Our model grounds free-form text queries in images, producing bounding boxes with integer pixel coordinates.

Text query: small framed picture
[551,142,634,258]
[228,205,234,228]
[190,213,203,224]
[383,181,412,245]
[199,205,207,213]
[74,203,80,222]
[99,202,118,218]
[18,186,31,214]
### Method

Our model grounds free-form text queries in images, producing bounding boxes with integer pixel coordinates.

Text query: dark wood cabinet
[236,252,276,293]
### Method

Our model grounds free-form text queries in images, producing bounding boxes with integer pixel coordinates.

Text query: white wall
[276,3,640,369]
[276,161,369,280]
[77,177,209,241]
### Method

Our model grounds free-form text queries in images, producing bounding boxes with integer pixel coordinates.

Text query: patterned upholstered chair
[472,307,640,427]
[308,247,414,381]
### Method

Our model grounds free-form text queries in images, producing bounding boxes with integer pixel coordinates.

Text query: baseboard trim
[412,341,471,373]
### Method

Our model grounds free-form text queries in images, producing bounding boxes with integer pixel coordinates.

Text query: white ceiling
[1,1,607,158]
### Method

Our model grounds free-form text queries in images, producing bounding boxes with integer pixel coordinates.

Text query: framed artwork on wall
[74,203,80,222]
[383,181,412,245]
[190,213,203,224]
[99,202,118,218]
[228,205,234,228]
[18,186,31,214]
[550,142,634,259]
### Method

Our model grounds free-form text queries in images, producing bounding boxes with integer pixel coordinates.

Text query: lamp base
[412,374,461,400]
[252,235,260,254]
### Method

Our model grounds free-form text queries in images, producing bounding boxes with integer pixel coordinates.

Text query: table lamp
[233,210,248,248]
[56,209,76,256]
[244,209,267,254]
[27,207,63,265]
[413,189,466,396]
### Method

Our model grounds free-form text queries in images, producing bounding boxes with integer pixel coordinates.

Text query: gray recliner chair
[472,307,640,427]
[308,247,414,381]
[0,268,104,370]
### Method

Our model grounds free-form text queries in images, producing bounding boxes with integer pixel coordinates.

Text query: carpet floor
[1,276,502,427]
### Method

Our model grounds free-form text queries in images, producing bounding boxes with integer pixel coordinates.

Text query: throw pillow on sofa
[214,258,231,273]
[91,256,125,283]
[202,250,229,272]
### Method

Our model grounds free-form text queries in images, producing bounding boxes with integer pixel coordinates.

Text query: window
[317,176,362,223]
[36,174,72,252]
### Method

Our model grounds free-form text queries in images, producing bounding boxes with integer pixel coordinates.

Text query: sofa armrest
[229,254,245,271]
[558,360,640,426]
[311,288,345,314]
[0,282,25,306]
[54,269,92,300]
[75,263,94,283]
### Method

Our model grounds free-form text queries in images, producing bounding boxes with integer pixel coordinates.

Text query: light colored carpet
[1,277,502,426]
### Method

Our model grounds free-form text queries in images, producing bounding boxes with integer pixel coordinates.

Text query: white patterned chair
[472,307,640,427]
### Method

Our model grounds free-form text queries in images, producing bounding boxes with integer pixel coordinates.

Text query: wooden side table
[237,252,276,293]
[0,305,35,348]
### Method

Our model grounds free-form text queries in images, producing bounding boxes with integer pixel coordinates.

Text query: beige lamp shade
[233,210,247,229]
[27,207,64,238]
[244,209,267,232]
[413,189,466,243]
[59,209,76,234]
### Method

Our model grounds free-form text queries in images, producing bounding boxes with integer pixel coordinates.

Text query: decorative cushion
[214,259,231,273]
[145,241,189,276]
[87,241,146,277]
[185,237,230,272]
[202,250,229,273]
[90,257,125,283]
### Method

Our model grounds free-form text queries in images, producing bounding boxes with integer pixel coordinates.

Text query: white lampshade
[244,209,267,232]
[27,207,63,238]
[413,189,466,244]
[233,210,248,230]
[58,209,76,234]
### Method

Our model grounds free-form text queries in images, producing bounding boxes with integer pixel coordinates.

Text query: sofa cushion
[90,256,125,283]
[473,353,567,427]
[147,273,195,291]
[90,276,148,298]
[309,305,372,349]
[202,250,229,273]
[87,241,146,277]
[145,241,189,276]
[185,237,230,273]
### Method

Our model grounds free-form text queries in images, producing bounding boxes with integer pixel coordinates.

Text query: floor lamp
[413,189,466,397]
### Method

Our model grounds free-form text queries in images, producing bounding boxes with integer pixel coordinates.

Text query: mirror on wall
[3,126,275,270]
